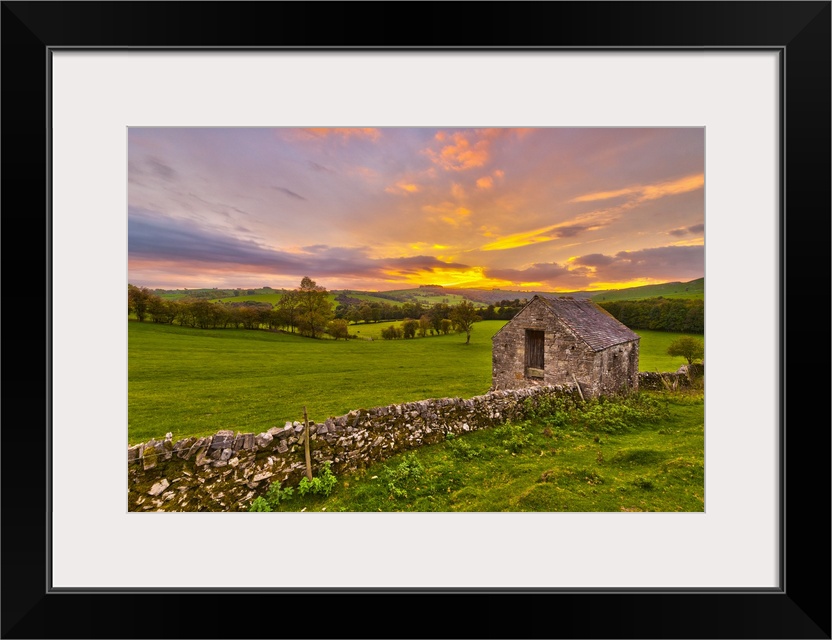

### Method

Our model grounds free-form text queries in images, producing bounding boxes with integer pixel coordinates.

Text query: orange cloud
[384,265,496,289]
[479,219,602,252]
[385,181,421,195]
[476,176,494,189]
[479,224,564,251]
[570,187,637,203]
[641,174,704,200]
[669,237,705,247]
[493,169,505,178]
[570,173,704,203]
[423,202,472,228]
[426,131,491,171]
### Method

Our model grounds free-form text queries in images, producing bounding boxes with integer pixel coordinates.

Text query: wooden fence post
[303,406,313,481]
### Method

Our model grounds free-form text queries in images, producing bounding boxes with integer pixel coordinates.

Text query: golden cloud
[570,173,704,203]
[385,181,421,195]
[476,176,494,189]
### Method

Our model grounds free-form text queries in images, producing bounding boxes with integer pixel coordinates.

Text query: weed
[448,438,481,460]
[494,422,533,453]
[265,482,295,505]
[297,462,338,497]
[248,496,272,512]
[383,453,425,499]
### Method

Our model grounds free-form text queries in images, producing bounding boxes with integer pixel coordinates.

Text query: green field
[129,320,703,445]
[591,278,704,302]
[128,320,502,445]
[636,330,705,372]
[210,293,285,305]
[381,289,485,306]
[253,390,704,512]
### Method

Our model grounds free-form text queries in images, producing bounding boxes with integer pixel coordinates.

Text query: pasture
[128,320,703,445]
[636,330,705,372]
[258,390,705,513]
[591,277,704,302]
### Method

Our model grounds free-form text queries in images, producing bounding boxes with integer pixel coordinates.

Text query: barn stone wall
[590,340,640,397]
[491,299,639,397]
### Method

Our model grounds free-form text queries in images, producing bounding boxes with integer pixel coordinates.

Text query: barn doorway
[524,329,545,378]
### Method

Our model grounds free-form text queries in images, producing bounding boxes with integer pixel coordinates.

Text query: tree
[296,277,334,338]
[666,336,704,365]
[450,301,480,344]
[326,319,350,340]
[128,284,154,322]
[275,289,301,332]
[401,319,418,339]
[418,314,431,337]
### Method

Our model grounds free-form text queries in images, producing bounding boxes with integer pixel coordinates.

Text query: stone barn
[491,296,640,398]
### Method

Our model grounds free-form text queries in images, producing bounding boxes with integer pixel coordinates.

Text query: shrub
[666,336,704,365]
[383,453,424,499]
[448,437,481,460]
[249,496,272,512]
[297,462,338,497]
[381,325,403,340]
[265,482,295,506]
[494,422,532,453]
[249,482,294,512]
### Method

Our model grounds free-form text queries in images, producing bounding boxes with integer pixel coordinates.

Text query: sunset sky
[128,127,704,292]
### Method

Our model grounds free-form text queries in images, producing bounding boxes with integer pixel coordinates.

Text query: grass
[636,330,705,372]
[254,389,704,512]
[336,292,406,307]
[591,278,704,302]
[129,320,703,445]
[346,319,457,340]
[128,320,503,445]
[381,289,484,306]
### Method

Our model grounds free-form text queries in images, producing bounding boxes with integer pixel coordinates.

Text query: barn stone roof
[536,296,640,351]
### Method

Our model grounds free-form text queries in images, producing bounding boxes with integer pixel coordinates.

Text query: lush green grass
[381,289,484,306]
[346,319,461,340]
[128,320,503,445]
[209,292,338,306]
[129,320,703,444]
[210,293,285,305]
[591,278,704,302]
[253,390,704,512]
[637,330,705,372]
[337,292,405,307]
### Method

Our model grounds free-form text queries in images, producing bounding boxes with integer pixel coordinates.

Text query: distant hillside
[147,278,703,307]
[590,278,704,303]
[362,280,704,306]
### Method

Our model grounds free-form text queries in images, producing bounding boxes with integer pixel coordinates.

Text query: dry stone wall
[128,384,582,512]
[128,369,699,513]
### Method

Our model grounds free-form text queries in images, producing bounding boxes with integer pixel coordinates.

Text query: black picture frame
[2,2,829,638]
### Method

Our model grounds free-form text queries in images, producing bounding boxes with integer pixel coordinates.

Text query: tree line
[597,297,704,333]
[128,279,484,342]
[129,277,338,339]
[378,300,480,344]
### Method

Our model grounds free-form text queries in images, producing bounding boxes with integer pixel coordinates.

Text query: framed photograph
[3,2,829,638]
